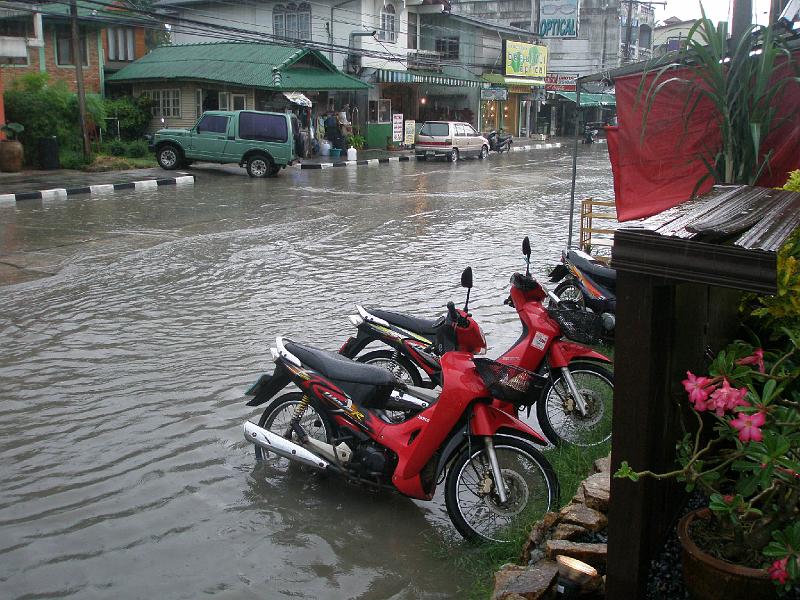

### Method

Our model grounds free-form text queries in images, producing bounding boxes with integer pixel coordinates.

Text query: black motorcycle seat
[566,250,617,286]
[285,342,396,387]
[366,308,440,337]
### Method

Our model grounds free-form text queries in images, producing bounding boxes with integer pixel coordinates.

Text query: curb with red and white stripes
[0,174,195,204]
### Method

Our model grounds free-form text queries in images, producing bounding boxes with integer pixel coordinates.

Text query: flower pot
[677,508,777,600]
[0,139,24,173]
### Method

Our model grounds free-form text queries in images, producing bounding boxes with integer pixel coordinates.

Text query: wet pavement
[0,145,615,599]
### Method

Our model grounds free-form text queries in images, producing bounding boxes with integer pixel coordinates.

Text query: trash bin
[38,136,60,170]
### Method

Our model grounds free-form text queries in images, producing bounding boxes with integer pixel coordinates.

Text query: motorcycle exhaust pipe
[243,421,330,471]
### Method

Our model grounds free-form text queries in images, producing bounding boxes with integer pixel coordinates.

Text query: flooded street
[0,147,614,599]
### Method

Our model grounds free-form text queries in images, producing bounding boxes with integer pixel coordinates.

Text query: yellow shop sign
[503,41,548,79]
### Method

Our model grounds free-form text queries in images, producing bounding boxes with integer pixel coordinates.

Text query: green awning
[107,42,369,91]
[482,73,545,87]
[376,68,483,88]
[557,92,616,107]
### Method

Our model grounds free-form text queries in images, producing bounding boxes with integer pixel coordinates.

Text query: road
[0,146,614,599]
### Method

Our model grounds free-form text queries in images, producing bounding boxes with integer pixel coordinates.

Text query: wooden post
[732,0,753,39]
[70,0,91,159]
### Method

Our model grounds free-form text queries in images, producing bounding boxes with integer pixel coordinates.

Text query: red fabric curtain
[607,61,800,221]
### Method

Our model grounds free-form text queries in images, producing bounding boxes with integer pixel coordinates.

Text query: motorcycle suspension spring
[290,395,310,424]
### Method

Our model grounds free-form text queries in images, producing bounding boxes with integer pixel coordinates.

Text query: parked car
[415,121,489,162]
[150,110,296,177]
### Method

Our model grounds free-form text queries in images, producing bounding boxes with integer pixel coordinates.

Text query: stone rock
[559,503,608,532]
[593,454,611,474]
[520,511,560,564]
[581,472,611,513]
[527,549,545,565]
[545,540,608,570]
[552,523,587,540]
[492,561,560,600]
[571,485,586,504]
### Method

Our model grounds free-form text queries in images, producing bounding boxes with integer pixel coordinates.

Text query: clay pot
[0,139,24,173]
[677,508,777,600]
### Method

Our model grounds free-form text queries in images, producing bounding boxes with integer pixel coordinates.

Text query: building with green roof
[107,41,369,131]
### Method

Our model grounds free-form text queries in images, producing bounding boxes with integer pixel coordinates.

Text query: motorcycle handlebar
[447,301,470,327]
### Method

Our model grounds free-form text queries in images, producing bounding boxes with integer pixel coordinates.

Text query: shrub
[103,95,152,140]
[126,139,149,158]
[106,139,128,156]
[59,148,91,170]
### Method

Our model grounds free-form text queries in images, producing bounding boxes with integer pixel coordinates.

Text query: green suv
[150,110,296,177]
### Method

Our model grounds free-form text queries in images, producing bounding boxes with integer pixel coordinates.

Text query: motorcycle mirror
[522,237,531,276]
[461,266,473,312]
[460,266,473,289]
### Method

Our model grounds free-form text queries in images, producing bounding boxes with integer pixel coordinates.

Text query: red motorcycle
[242,306,560,543]
[341,237,614,447]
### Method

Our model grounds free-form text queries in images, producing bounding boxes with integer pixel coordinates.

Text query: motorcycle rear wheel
[445,437,558,543]
[554,280,585,307]
[356,349,424,387]
[537,362,614,447]
[254,392,333,462]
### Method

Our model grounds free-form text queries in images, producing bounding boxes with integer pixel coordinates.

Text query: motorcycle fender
[547,339,612,369]
[338,328,374,358]
[433,423,470,482]
[548,264,569,282]
[245,363,291,406]
[470,403,547,445]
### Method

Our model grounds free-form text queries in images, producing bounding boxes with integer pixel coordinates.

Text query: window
[231,94,246,111]
[407,13,417,50]
[195,89,203,119]
[435,36,459,60]
[218,91,229,111]
[419,122,450,136]
[454,124,467,137]
[379,4,396,43]
[142,89,181,117]
[274,3,311,40]
[107,27,136,61]
[368,99,392,123]
[238,112,288,142]
[196,114,229,134]
[55,26,89,66]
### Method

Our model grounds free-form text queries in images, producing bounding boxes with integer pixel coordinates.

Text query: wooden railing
[579,198,617,262]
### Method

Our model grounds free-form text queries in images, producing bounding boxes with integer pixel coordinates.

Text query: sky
[654,0,773,26]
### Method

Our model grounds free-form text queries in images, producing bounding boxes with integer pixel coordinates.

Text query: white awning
[283,92,312,107]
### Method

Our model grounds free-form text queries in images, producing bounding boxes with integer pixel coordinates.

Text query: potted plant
[0,122,25,172]
[346,134,365,151]
[616,329,800,598]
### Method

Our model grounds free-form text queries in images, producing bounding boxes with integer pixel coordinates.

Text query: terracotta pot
[0,139,24,173]
[677,508,777,600]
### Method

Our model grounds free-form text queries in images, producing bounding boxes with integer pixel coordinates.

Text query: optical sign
[539,0,579,38]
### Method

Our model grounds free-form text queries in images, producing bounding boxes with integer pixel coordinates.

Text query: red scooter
[341,237,614,447]
[242,301,560,543]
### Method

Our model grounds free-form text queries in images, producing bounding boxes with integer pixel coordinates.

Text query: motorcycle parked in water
[486,130,513,152]
[548,248,616,341]
[340,238,615,447]
[242,305,560,543]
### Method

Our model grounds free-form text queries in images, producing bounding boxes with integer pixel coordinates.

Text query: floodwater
[0,146,614,599]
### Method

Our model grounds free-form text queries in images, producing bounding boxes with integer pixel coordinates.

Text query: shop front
[480,41,547,138]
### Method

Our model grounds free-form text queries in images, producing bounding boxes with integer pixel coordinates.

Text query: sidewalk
[0,167,194,202]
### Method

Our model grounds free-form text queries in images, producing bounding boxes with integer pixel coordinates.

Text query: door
[454,123,469,155]
[465,123,483,154]
[189,114,230,160]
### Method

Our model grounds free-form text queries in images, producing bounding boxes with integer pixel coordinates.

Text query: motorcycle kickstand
[483,437,508,504]
[560,367,588,416]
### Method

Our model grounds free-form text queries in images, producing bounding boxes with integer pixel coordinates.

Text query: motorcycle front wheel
[356,349,424,387]
[254,392,333,462]
[537,361,614,447]
[554,280,585,307]
[445,437,559,543]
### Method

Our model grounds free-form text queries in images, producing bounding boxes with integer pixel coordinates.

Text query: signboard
[392,113,403,142]
[539,0,579,38]
[503,41,547,80]
[404,120,416,145]
[545,72,578,92]
[480,87,508,101]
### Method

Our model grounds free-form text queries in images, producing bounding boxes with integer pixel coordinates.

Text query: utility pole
[70,0,91,159]
[731,0,753,39]
[620,2,665,63]
[770,0,790,23]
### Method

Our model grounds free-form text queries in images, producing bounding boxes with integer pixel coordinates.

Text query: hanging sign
[539,0,579,38]
[503,41,548,79]
[481,87,508,101]
[545,72,578,92]
[392,113,403,142]
[404,120,416,145]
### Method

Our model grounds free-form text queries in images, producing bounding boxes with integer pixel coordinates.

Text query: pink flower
[730,411,766,443]
[736,348,765,374]
[768,557,789,584]
[708,379,749,416]
[682,371,716,410]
